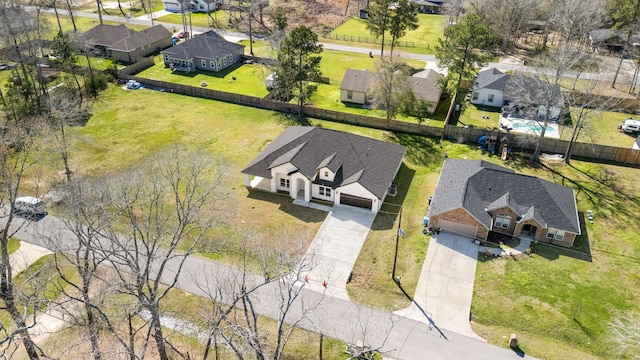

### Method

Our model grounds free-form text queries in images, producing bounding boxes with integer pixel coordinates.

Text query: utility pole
[391,206,403,282]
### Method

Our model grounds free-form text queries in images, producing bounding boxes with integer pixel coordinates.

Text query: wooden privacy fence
[117,69,640,165]
[324,33,415,47]
[443,125,640,164]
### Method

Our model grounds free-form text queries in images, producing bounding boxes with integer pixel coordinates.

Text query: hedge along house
[161,31,244,72]
[427,159,580,247]
[83,24,172,64]
[242,127,406,213]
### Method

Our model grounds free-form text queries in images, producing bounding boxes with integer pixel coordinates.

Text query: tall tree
[366,0,392,57]
[0,117,46,360]
[276,25,323,115]
[94,147,230,360]
[370,60,414,120]
[435,13,494,92]
[388,0,419,59]
[610,0,640,87]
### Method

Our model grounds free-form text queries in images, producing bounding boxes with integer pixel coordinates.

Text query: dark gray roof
[634,135,640,150]
[242,127,407,199]
[83,24,171,51]
[410,69,443,103]
[161,30,244,60]
[340,69,375,92]
[504,74,564,108]
[589,28,625,44]
[473,67,508,92]
[428,159,580,234]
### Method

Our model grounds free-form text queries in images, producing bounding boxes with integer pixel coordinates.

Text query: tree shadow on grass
[245,189,327,223]
[386,132,442,167]
[274,112,311,126]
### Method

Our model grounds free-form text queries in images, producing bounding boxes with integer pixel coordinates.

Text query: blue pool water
[512,121,556,133]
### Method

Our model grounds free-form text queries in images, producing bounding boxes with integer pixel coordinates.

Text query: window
[488,94,495,103]
[546,229,565,241]
[347,90,353,100]
[228,54,233,63]
[223,57,227,65]
[210,60,216,69]
[164,54,169,62]
[201,59,206,67]
[471,92,479,101]
[218,59,222,68]
[280,178,290,188]
[319,186,331,197]
[494,215,511,229]
[324,171,329,177]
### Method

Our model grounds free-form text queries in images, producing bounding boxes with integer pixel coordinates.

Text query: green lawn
[157,11,231,29]
[329,14,447,55]
[457,101,637,148]
[136,55,270,97]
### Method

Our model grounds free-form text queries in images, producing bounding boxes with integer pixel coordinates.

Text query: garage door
[339,193,373,210]
[438,220,477,239]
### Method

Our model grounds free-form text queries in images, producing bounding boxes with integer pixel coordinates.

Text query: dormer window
[324,171,329,177]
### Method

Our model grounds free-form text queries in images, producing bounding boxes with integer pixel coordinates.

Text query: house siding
[429,208,489,240]
[340,89,367,104]
[470,88,504,107]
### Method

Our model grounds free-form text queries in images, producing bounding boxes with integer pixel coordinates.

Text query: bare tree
[0,116,46,360]
[93,147,230,360]
[610,310,640,358]
[371,61,414,121]
[197,230,324,360]
[507,45,580,163]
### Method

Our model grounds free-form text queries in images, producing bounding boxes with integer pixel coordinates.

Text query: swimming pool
[511,121,557,134]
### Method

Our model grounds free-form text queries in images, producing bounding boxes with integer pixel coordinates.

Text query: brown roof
[339,69,375,92]
[408,69,443,103]
[83,24,171,51]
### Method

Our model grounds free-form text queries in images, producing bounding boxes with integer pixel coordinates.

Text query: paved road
[31,7,637,83]
[396,232,484,341]
[9,214,529,360]
[299,205,376,300]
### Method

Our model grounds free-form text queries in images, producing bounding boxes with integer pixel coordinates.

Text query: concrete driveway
[298,205,376,300]
[395,231,484,341]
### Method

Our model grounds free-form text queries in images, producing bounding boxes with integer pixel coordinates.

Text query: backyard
[328,14,447,55]
[457,101,639,148]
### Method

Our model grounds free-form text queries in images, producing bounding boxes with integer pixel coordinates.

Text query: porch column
[304,180,311,202]
[270,175,277,193]
[244,174,251,187]
[290,177,298,200]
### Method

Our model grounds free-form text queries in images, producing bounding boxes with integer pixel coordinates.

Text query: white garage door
[438,220,477,239]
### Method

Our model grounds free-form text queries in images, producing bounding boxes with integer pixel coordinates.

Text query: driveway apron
[395,232,484,341]
[298,205,376,300]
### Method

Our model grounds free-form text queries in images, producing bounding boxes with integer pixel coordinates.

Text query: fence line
[324,33,415,48]
[117,73,640,165]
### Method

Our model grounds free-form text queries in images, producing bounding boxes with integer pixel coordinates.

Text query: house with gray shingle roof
[340,68,443,112]
[340,69,376,104]
[427,159,580,247]
[83,24,172,63]
[470,67,508,107]
[242,126,406,213]
[161,31,244,72]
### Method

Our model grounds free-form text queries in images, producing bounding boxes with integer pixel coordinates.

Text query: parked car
[14,196,47,216]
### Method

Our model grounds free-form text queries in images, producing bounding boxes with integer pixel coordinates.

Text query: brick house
[427,159,581,247]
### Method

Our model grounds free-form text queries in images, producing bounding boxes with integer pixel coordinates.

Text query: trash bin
[509,334,518,348]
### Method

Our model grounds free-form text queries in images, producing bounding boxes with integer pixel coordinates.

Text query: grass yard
[329,14,447,55]
[457,101,638,148]
[471,159,640,360]
[38,14,150,39]
[136,55,270,97]
[157,11,231,29]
